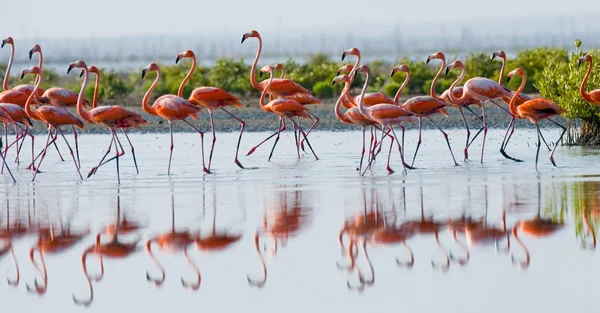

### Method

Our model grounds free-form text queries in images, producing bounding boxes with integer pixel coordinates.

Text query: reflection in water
[26,209,89,295]
[248,185,311,288]
[73,190,142,306]
[1,196,22,287]
[511,181,565,269]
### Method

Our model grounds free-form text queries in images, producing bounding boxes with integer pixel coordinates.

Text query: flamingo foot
[386,166,394,174]
[463,148,469,162]
[203,167,211,174]
[87,167,98,178]
[246,147,257,156]
[234,159,245,169]
[550,156,557,167]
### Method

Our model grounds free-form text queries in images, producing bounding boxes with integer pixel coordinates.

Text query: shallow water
[0,129,599,313]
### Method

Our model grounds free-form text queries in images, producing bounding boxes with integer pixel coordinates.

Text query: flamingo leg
[32,129,56,182]
[167,122,174,175]
[246,117,286,156]
[428,117,459,166]
[71,125,81,169]
[410,117,422,167]
[268,118,284,162]
[499,117,522,162]
[87,134,115,178]
[0,138,16,183]
[206,110,217,171]
[480,102,488,164]
[113,131,123,185]
[12,124,20,163]
[358,126,366,173]
[121,129,139,174]
[390,126,413,172]
[547,118,566,167]
[182,119,210,174]
[366,127,375,165]
[298,112,319,151]
[458,108,471,161]
[538,131,552,152]
[289,118,318,160]
[57,127,83,180]
[535,124,542,170]
[385,128,395,174]
[220,107,245,169]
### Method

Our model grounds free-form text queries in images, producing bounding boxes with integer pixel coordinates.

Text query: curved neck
[25,73,42,119]
[357,71,372,119]
[178,55,196,98]
[142,71,160,116]
[498,56,506,85]
[334,81,352,123]
[430,57,446,98]
[3,43,14,91]
[394,71,411,103]
[259,71,274,109]
[92,72,100,108]
[279,68,285,79]
[511,225,530,268]
[509,73,527,117]
[580,59,593,102]
[350,53,361,77]
[249,35,263,90]
[77,69,92,123]
[448,66,467,104]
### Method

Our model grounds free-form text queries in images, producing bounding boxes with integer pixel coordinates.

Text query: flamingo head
[21,66,41,79]
[29,44,41,59]
[259,64,274,77]
[355,64,370,74]
[491,50,506,61]
[507,68,525,83]
[331,74,351,86]
[336,64,354,76]
[142,63,160,79]
[1,37,13,48]
[273,63,284,72]
[241,30,260,43]
[445,60,464,75]
[341,47,360,61]
[176,50,195,64]
[426,51,445,64]
[390,64,410,77]
[67,60,87,75]
[578,54,592,67]
[81,65,99,78]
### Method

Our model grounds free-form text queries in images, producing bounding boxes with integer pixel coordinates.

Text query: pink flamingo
[0,37,43,105]
[0,110,16,183]
[176,49,246,171]
[141,63,209,175]
[69,60,148,184]
[354,65,414,175]
[578,54,600,105]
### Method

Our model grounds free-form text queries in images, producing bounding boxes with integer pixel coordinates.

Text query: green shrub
[383,81,401,98]
[312,80,334,98]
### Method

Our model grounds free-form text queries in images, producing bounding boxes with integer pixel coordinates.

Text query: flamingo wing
[36,106,85,129]
[353,92,396,106]
[518,98,566,118]
[12,84,45,97]
[41,88,89,107]
[465,78,512,99]
[587,89,600,105]
[402,96,449,116]
[0,103,33,127]
[0,90,39,106]
[368,104,413,120]
[259,78,311,94]
[275,91,322,105]
[270,99,311,119]
[154,95,200,120]
[188,87,243,108]
[89,106,148,128]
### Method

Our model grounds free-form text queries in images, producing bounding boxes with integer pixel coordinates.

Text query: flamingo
[444,60,515,164]
[0,199,22,285]
[257,65,318,161]
[21,66,84,181]
[511,181,564,269]
[429,51,484,161]
[141,63,209,175]
[176,49,246,171]
[505,68,567,169]
[69,60,147,183]
[145,193,200,290]
[79,65,146,179]
[0,37,43,105]
[0,110,16,183]
[353,65,414,175]
[0,103,35,167]
[578,54,600,105]
[242,30,320,157]
[248,188,311,288]
[396,69,458,167]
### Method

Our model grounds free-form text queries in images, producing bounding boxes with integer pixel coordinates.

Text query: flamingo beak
[1,42,5,49]
[390,69,396,77]
[491,52,496,61]
[507,76,511,83]
[331,80,336,86]
[176,55,181,64]
[142,68,148,79]
[341,52,346,61]
[67,64,74,74]
[426,56,431,64]
[259,71,263,78]
[29,50,34,60]
[578,59,582,67]
[80,70,85,78]
[445,67,450,76]
[20,71,26,79]
[353,70,358,79]
[241,34,247,43]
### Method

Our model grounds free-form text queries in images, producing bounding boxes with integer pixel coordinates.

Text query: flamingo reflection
[582,208,597,250]
[145,193,199,289]
[187,185,242,290]
[73,193,141,306]
[26,213,88,295]
[248,186,311,288]
[511,181,564,269]
[1,196,30,286]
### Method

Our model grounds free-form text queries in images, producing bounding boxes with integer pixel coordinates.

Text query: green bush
[383,81,402,98]
[506,47,569,93]
[312,80,334,98]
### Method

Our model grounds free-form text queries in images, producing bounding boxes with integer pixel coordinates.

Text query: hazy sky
[2,0,595,39]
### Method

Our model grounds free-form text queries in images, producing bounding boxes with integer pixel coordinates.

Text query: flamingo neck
[334,81,352,124]
[580,59,593,103]
[25,73,42,120]
[448,65,467,104]
[77,68,93,123]
[92,72,100,108]
[279,68,285,79]
[394,72,411,103]
[3,43,14,91]
[498,56,506,85]
[178,55,196,98]
[249,35,263,90]
[509,73,526,117]
[259,71,274,109]
[142,71,159,116]
[350,52,361,77]
[430,56,446,98]
[357,71,373,120]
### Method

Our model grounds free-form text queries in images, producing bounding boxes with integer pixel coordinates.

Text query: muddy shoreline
[18,94,560,135]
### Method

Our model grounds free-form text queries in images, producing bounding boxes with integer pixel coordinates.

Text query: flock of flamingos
[0,181,595,305]
[1,30,600,183]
